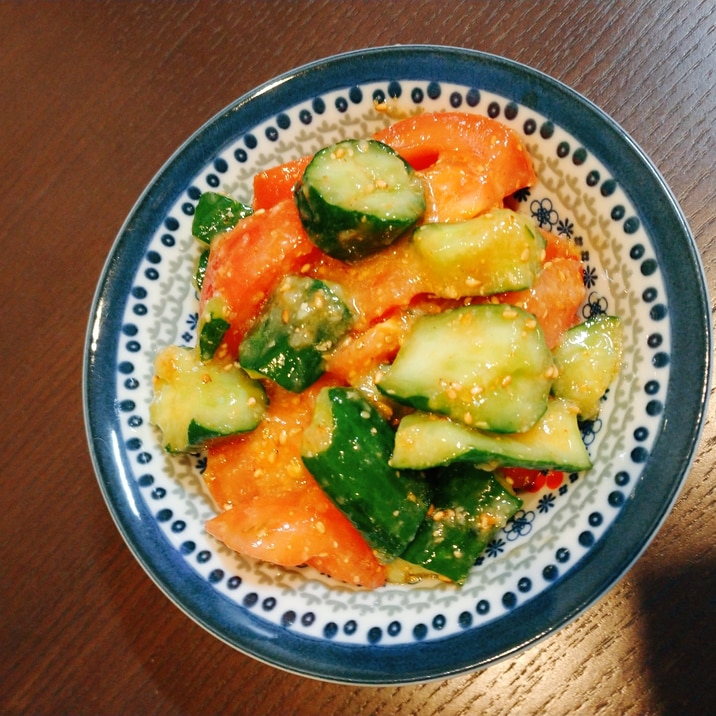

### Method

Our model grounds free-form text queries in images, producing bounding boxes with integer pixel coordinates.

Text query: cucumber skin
[390,398,592,472]
[301,387,430,561]
[400,464,522,585]
[294,140,425,261]
[192,192,253,245]
[239,276,353,393]
[198,313,230,361]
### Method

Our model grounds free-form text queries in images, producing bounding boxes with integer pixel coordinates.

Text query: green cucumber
[239,275,353,392]
[294,139,425,261]
[192,191,253,245]
[194,247,210,292]
[399,464,523,585]
[301,386,430,562]
[390,398,592,472]
[551,315,624,420]
[150,345,267,454]
[411,208,545,298]
[377,304,555,433]
[198,313,230,362]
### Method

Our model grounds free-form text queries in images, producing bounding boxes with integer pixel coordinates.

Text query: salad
[150,111,623,590]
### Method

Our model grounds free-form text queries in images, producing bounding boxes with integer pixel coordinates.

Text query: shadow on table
[638,556,716,715]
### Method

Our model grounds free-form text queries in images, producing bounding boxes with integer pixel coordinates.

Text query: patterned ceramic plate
[83,46,711,684]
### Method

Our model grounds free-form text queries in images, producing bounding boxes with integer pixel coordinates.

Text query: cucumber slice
[390,398,592,472]
[239,275,353,392]
[150,345,267,454]
[192,191,253,245]
[411,208,545,298]
[377,304,555,433]
[551,315,624,420]
[399,464,523,585]
[294,139,425,261]
[301,386,430,562]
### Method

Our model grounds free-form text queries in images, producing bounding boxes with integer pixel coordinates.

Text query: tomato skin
[374,112,537,222]
[199,199,323,358]
[252,155,311,211]
[501,467,565,493]
[497,229,585,349]
[202,377,386,589]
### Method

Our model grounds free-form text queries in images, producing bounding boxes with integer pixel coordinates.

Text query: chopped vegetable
[192,191,253,244]
[389,398,592,473]
[411,208,545,297]
[294,138,425,261]
[551,315,624,419]
[399,464,523,585]
[301,386,430,561]
[239,275,353,392]
[149,110,622,590]
[377,304,555,433]
[150,345,267,454]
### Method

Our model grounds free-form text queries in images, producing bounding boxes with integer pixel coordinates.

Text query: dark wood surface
[2,2,714,714]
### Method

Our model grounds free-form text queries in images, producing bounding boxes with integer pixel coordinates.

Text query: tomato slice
[203,378,386,589]
[252,155,311,211]
[374,112,537,222]
[199,199,323,357]
[498,230,586,349]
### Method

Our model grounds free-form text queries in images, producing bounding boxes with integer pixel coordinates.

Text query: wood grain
[2,1,714,714]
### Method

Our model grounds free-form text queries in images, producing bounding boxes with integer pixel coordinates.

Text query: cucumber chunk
[551,315,624,420]
[399,464,523,585]
[294,139,425,261]
[390,398,592,472]
[412,208,545,298]
[377,304,555,433]
[150,345,267,454]
[239,275,353,392]
[301,386,430,562]
[192,192,253,245]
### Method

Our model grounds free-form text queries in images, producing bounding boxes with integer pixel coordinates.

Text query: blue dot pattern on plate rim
[112,80,669,646]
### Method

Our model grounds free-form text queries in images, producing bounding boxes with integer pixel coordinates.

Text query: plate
[83,45,711,684]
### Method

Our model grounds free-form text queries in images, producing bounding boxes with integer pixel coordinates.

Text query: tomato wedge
[252,155,311,211]
[203,378,386,589]
[199,199,323,358]
[374,112,537,222]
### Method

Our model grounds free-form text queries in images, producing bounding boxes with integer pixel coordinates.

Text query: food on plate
[150,111,623,588]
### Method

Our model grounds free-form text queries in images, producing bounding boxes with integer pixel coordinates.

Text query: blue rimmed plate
[83,45,711,684]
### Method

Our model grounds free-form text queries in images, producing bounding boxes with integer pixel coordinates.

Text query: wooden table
[2,2,714,714]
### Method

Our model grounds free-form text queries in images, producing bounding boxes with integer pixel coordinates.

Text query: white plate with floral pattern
[83,46,711,684]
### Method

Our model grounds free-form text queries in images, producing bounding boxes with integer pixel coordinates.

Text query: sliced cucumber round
[294,139,425,261]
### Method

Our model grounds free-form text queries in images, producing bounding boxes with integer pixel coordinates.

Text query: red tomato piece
[199,199,323,358]
[203,378,386,589]
[501,467,565,493]
[374,112,537,222]
[252,155,311,211]
[499,227,586,350]
[310,238,435,330]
